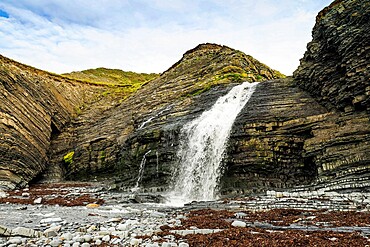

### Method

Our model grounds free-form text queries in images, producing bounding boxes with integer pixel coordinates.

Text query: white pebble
[72,242,80,247]
[62,232,73,241]
[130,238,142,246]
[83,235,92,242]
[231,220,246,227]
[49,239,62,247]
[102,235,110,242]
[33,197,43,204]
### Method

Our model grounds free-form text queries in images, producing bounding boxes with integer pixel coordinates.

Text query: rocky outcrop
[219,0,369,195]
[0,56,110,189]
[294,0,369,112]
[223,80,369,195]
[114,0,370,194]
[49,44,283,187]
[1,0,368,197]
[223,78,327,195]
[291,0,370,192]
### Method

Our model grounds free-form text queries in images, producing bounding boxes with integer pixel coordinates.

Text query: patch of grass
[63,68,159,100]
[99,151,106,160]
[63,151,74,165]
[62,68,158,87]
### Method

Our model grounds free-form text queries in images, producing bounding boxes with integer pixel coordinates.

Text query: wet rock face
[223,79,370,195]
[58,43,283,186]
[293,0,369,112]
[223,78,327,195]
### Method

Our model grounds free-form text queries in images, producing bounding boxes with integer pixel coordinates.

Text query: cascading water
[134,150,152,190]
[169,82,259,204]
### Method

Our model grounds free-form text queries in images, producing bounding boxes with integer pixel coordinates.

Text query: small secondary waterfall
[170,82,259,204]
[134,150,152,189]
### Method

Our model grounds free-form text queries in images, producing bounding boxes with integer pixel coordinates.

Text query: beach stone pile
[0,203,191,247]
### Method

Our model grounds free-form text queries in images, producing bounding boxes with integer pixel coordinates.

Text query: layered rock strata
[52,44,283,187]
[0,56,109,189]
[294,0,369,112]
[292,0,370,191]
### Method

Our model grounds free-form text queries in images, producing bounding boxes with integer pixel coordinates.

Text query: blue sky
[0,0,333,75]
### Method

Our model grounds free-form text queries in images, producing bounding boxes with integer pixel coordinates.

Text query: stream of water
[169,82,259,205]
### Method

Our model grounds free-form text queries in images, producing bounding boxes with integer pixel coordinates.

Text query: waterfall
[134,150,152,189]
[169,82,259,204]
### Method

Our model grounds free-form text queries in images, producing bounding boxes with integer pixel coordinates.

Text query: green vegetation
[63,67,159,99]
[63,67,158,87]
[99,151,106,161]
[63,151,74,164]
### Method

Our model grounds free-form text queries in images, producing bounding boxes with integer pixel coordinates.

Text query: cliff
[222,0,369,195]
[50,44,283,186]
[0,55,109,189]
[0,0,368,196]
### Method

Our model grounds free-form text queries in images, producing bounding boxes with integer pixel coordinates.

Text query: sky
[0,0,333,75]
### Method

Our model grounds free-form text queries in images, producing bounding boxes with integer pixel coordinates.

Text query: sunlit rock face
[0,55,104,190]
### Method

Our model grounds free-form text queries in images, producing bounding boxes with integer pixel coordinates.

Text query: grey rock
[49,239,62,247]
[12,227,42,238]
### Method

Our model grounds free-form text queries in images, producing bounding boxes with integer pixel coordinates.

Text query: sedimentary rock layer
[0,56,107,189]
[294,0,369,112]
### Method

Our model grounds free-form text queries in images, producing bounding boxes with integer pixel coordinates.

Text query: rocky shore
[1,183,370,246]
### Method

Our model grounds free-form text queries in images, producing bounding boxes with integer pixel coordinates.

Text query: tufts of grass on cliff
[62,68,159,98]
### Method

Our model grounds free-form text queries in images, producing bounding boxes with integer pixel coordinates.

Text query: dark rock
[294,0,369,112]
[52,43,283,188]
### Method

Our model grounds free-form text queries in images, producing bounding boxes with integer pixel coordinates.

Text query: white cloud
[0,0,333,75]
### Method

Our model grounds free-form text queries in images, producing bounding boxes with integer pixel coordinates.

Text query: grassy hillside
[63,68,159,98]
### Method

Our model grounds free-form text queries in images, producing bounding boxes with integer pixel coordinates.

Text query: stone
[12,227,42,238]
[86,204,100,209]
[107,217,122,223]
[72,243,80,247]
[178,243,189,247]
[0,191,7,198]
[0,225,11,236]
[235,212,248,219]
[102,235,110,242]
[44,231,58,238]
[231,220,247,227]
[7,237,22,245]
[83,235,92,242]
[33,198,43,204]
[161,243,172,247]
[81,243,90,247]
[61,232,73,241]
[40,218,63,224]
[49,239,62,247]
[116,223,127,231]
[130,238,142,246]
[150,211,166,218]
[44,225,62,237]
